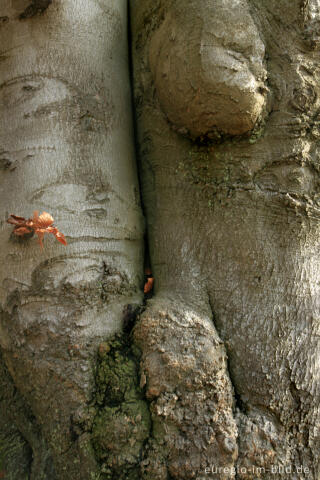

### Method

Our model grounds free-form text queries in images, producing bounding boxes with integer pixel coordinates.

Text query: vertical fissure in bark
[127,0,153,302]
[207,295,246,415]
[127,0,148,234]
[207,294,244,480]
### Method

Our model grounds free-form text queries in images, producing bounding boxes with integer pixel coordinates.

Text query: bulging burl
[149,0,267,139]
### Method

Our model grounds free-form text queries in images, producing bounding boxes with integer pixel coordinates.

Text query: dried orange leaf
[144,277,154,294]
[34,211,54,228]
[7,211,67,249]
[7,214,27,226]
[48,226,67,245]
[9,214,26,222]
[55,232,67,246]
[35,231,45,249]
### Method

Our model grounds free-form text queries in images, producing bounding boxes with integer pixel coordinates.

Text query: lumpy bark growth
[149,0,267,139]
[131,0,320,478]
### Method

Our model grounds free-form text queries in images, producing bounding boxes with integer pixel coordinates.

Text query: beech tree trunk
[1,0,320,479]
[0,1,144,479]
[131,1,320,479]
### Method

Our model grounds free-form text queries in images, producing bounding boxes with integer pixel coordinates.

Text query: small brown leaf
[9,214,27,222]
[35,230,45,249]
[7,214,27,226]
[7,211,67,249]
[48,226,67,246]
[34,211,54,229]
[55,232,67,246]
[144,277,154,294]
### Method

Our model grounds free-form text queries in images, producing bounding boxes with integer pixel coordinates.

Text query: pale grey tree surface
[0,1,143,478]
[1,0,320,479]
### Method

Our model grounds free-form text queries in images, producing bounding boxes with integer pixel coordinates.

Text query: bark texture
[0,1,143,478]
[131,0,320,478]
[1,0,320,479]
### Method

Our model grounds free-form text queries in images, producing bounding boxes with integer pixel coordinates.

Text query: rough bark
[0,1,143,478]
[131,0,320,479]
[1,0,320,479]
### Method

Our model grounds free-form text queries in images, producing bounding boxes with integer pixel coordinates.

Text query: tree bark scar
[19,0,52,20]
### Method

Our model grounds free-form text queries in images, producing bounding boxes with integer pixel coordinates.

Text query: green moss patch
[91,334,151,480]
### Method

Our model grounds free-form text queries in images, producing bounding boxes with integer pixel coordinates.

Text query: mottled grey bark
[131,0,320,479]
[0,1,143,479]
[1,0,320,479]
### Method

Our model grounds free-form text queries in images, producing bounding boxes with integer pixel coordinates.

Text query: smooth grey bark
[0,1,144,479]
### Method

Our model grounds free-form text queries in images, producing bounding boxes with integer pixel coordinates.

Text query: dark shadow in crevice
[207,294,247,416]
[19,0,52,20]
[127,0,155,304]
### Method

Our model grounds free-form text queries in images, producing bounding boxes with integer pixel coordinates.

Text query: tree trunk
[0,1,144,478]
[1,0,320,479]
[131,0,320,479]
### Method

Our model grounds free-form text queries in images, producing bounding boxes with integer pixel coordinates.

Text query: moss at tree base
[91,333,151,480]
